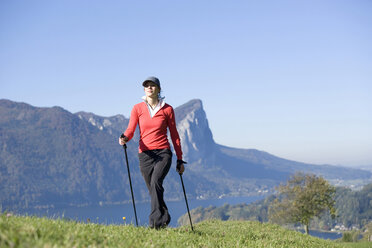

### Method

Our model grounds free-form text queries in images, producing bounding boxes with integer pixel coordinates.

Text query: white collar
[142,96,166,117]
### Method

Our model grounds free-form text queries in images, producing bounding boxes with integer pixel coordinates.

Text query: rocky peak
[75,111,128,136]
[174,99,216,163]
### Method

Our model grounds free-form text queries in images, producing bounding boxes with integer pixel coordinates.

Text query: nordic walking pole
[122,142,138,227]
[179,173,194,231]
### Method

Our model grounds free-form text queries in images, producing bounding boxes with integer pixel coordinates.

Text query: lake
[16,196,342,240]
[19,196,264,227]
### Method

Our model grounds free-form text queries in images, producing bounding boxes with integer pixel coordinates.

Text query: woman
[119,76,186,229]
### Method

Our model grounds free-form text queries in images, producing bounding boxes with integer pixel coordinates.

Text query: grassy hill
[1,214,366,248]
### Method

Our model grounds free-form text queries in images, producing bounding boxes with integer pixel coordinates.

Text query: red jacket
[124,102,183,160]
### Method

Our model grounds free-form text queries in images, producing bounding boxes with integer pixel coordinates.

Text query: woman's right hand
[119,134,128,146]
[118,137,126,146]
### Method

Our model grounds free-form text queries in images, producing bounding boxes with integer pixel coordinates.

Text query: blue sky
[1,0,371,166]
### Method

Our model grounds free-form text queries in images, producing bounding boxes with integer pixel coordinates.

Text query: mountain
[0,99,135,209]
[75,111,128,136]
[0,98,371,210]
[175,99,215,163]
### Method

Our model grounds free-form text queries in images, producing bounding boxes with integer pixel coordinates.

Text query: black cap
[142,76,161,89]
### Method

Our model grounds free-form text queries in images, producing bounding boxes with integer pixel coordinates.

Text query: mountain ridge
[1,98,371,210]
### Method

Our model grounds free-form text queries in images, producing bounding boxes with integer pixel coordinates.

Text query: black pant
[138,149,172,228]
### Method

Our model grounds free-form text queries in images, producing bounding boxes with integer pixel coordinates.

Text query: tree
[363,222,372,242]
[268,173,336,234]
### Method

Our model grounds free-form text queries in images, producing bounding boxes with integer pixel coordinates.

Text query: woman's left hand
[178,164,185,175]
[176,160,187,175]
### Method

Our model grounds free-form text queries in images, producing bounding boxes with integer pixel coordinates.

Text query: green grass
[0,214,367,247]
[341,242,372,248]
